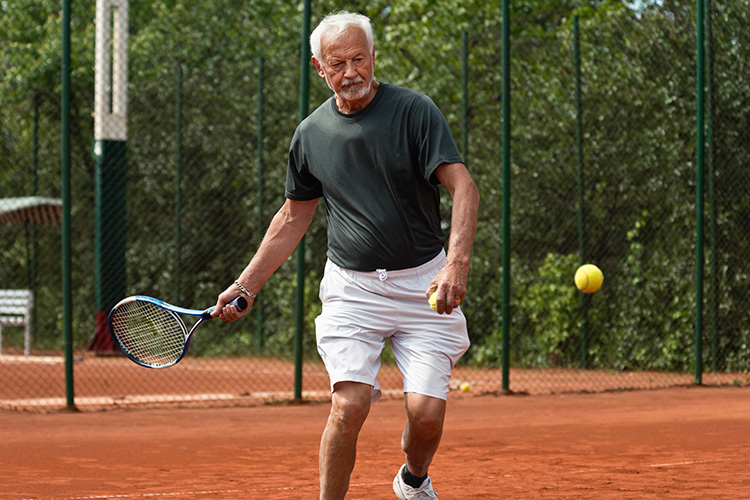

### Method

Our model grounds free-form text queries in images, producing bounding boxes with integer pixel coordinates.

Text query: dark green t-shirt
[285,82,463,271]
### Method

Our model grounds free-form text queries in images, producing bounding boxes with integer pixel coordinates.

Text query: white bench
[0,289,34,356]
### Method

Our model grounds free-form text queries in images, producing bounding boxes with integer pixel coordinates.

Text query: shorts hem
[328,373,383,402]
[402,385,449,401]
[328,373,375,389]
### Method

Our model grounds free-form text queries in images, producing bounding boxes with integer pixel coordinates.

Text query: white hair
[310,11,374,62]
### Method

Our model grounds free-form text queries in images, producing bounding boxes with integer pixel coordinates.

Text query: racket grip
[205,296,248,318]
[228,296,248,311]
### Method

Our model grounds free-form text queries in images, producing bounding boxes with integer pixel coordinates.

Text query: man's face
[313,26,375,103]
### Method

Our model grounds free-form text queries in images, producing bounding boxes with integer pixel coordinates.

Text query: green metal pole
[61,0,75,409]
[294,0,311,401]
[33,92,40,197]
[501,0,511,392]
[31,92,40,338]
[175,64,183,304]
[461,30,469,164]
[705,0,717,372]
[257,55,265,351]
[573,15,590,369]
[694,0,706,385]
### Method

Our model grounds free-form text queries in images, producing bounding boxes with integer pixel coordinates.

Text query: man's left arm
[429,162,480,314]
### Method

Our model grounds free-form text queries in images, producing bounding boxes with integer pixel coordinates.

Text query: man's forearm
[446,178,480,274]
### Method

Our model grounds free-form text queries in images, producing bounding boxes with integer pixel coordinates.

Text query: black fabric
[286,82,463,271]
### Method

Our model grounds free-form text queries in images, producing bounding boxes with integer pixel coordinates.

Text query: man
[213,11,479,500]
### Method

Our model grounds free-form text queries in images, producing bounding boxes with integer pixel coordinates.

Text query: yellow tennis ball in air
[460,382,471,392]
[575,264,604,293]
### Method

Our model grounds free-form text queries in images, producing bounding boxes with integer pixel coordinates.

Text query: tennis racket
[108,295,247,369]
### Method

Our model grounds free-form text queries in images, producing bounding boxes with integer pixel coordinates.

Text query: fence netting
[1,0,748,411]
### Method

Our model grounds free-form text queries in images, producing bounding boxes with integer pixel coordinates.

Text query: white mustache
[342,77,365,87]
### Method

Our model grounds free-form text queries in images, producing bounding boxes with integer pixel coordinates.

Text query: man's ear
[312,57,326,78]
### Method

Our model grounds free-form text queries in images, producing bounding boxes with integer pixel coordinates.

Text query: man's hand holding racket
[213,279,256,322]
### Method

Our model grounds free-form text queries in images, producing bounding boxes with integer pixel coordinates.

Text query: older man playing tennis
[213,11,479,500]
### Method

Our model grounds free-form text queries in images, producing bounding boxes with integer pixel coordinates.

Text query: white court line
[16,488,283,500]
[0,355,64,364]
[13,484,392,500]
[16,491,244,500]
[0,394,239,408]
[0,389,405,409]
[649,458,727,468]
[570,457,728,475]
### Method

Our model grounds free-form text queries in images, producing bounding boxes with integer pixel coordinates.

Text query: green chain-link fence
[2,0,749,412]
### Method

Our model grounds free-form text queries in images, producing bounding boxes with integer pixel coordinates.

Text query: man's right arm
[212,198,319,319]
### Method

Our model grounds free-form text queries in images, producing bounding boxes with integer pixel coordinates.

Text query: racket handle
[204,296,248,318]
[227,296,248,311]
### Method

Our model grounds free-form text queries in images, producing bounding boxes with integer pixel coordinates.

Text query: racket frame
[108,295,244,369]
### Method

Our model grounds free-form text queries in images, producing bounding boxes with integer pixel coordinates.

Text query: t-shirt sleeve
[285,126,323,200]
[411,95,464,184]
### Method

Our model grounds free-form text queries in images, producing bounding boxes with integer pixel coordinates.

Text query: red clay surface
[2,385,749,499]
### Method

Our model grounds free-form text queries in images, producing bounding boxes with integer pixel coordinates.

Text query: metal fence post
[501,0,511,392]
[294,0,311,402]
[695,0,706,385]
[61,0,75,409]
[257,55,265,350]
[175,64,183,304]
[462,29,469,164]
[573,14,590,369]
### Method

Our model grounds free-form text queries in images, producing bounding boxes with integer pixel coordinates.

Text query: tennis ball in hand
[575,264,604,293]
[429,291,462,312]
[429,291,439,311]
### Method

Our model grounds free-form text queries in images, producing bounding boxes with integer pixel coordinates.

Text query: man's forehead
[321,25,370,58]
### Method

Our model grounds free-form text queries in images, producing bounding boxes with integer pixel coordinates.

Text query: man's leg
[319,381,373,500]
[401,393,446,476]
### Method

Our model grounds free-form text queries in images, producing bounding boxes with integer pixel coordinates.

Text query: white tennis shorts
[315,250,470,402]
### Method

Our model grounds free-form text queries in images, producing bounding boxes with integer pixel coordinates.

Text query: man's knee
[405,394,446,436]
[408,411,444,437]
[328,382,372,432]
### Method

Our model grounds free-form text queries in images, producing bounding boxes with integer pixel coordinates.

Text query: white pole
[95,0,128,141]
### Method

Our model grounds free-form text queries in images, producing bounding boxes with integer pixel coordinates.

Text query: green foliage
[471,253,582,368]
[517,253,582,367]
[2,0,750,376]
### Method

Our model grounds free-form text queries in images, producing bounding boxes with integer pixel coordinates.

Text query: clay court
[3,3,750,499]
[2,385,749,499]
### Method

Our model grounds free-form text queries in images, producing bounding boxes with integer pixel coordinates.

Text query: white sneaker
[393,464,439,499]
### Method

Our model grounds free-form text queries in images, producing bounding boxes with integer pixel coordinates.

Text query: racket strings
[110,301,187,367]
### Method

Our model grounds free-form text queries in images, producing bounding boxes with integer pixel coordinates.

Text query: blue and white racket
[108,295,247,369]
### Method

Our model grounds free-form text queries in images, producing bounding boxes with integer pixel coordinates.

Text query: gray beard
[329,76,373,102]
